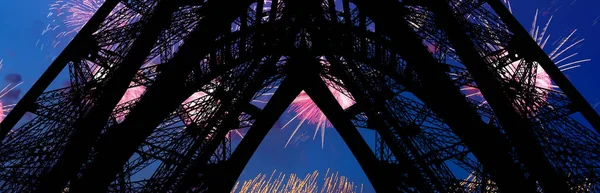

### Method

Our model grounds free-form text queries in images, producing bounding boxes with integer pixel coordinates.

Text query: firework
[113,83,146,123]
[250,57,356,149]
[181,91,209,125]
[0,60,23,123]
[42,0,103,50]
[276,78,355,149]
[462,9,589,112]
[41,0,130,52]
[462,2,593,191]
[57,0,105,38]
[231,169,364,193]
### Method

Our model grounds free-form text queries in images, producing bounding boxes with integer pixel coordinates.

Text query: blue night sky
[0,0,599,192]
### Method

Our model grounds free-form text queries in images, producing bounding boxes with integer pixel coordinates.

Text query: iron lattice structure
[1,0,600,192]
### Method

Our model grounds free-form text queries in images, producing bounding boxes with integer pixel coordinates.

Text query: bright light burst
[462,9,589,111]
[182,91,245,139]
[276,78,354,149]
[109,82,244,139]
[43,0,351,148]
[53,0,105,39]
[231,169,364,193]
[0,60,23,123]
[41,0,128,52]
[463,2,593,191]
[114,83,146,123]
[42,0,104,50]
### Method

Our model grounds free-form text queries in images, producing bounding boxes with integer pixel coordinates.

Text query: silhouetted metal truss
[1,0,599,192]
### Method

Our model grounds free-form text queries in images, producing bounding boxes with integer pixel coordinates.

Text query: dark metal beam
[34,2,179,192]
[168,52,284,193]
[351,0,537,192]
[328,57,437,192]
[244,103,262,118]
[215,63,306,192]
[310,8,441,190]
[303,69,399,193]
[66,1,256,192]
[429,1,570,192]
[0,0,120,141]
[486,0,600,131]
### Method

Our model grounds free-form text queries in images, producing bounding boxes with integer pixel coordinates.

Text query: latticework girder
[1,0,599,193]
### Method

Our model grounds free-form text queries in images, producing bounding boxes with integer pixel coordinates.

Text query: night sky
[0,0,599,192]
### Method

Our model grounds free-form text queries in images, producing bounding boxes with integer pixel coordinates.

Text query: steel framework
[1,0,599,192]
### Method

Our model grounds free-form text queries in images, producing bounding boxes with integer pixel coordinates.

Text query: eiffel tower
[1,0,600,192]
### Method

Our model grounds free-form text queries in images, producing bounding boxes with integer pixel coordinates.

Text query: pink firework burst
[462,9,589,113]
[114,83,146,123]
[182,89,245,140]
[41,0,129,51]
[59,0,105,38]
[47,0,122,39]
[280,78,355,148]
[181,91,209,126]
[463,2,592,190]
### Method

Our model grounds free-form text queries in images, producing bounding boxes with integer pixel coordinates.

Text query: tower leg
[0,0,120,141]
[352,0,537,192]
[486,0,600,132]
[429,1,570,192]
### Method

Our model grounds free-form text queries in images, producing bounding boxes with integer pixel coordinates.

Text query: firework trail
[463,1,593,191]
[53,0,105,39]
[231,169,364,193]
[252,67,356,149]
[462,8,589,111]
[40,0,132,55]
[41,0,105,50]
[279,81,354,149]
[0,60,23,123]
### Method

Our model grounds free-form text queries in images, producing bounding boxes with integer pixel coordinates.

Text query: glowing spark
[42,0,127,51]
[47,0,112,39]
[463,2,593,191]
[463,9,589,112]
[231,169,364,193]
[251,58,356,148]
[280,78,355,149]
[0,60,23,123]
[61,0,104,38]
[591,16,599,27]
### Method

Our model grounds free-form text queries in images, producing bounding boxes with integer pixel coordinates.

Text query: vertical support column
[0,0,121,140]
[487,0,600,131]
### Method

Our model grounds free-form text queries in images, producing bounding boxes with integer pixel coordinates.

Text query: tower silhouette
[1,0,599,192]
